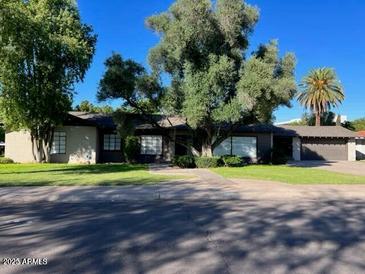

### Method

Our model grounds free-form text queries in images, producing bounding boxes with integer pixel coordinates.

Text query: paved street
[1,198,365,274]
[2,165,365,273]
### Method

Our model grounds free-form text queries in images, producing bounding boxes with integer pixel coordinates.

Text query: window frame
[103,134,122,152]
[231,136,257,158]
[213,136,258,158]
[51,131,67,155]
[140,135,163,156]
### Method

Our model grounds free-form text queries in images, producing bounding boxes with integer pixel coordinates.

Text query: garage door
[301,138,348,160]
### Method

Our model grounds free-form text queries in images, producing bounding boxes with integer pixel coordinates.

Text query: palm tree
[297,68,345,126]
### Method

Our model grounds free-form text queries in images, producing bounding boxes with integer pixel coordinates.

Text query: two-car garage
[276,126,357,161]
[301,137,348,161]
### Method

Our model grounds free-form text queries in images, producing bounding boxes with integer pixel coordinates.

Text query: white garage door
[213,137,257,158]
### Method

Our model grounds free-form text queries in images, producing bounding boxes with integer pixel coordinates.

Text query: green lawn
[0,164,184,186]
[211,165,365,184]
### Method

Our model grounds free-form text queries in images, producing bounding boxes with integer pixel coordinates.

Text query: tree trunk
[315,113,321,126]
[30,128,54,163]
[189,146,201,157]
[43,141,51,163]
[32,138,43,163]
[201,142,213,157]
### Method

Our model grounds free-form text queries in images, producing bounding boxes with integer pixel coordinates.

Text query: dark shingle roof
[67,112,116,128]
[274,125,357,138]
[66,112,187,130]
[65,112,357,138]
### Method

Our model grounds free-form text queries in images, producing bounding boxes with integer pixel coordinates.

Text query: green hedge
[221,155,243,167]
[173,155,246,168]
[173,155,196,168]
[271,147,289,165]
[124,136,140,163]
[195,156,221,168]
[0,157,14,164]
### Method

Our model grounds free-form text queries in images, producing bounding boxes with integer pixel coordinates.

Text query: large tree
[74,100,114,114]
[146,0,297,156]
[0,0,96,162]
[350,118,365,131]
[297,68,344,126]
[97,53,165,128]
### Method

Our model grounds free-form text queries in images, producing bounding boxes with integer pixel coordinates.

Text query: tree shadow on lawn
[0,164,147,176]
[1,197,365,273]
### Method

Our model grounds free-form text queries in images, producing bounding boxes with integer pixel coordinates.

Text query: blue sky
[76,0,365,123]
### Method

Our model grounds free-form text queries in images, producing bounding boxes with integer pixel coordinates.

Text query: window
[51,132,66,154]
[232,137,257,158]
[213,138,231,156]
[103,134,121,151]
[213,136,257,158]
[141,135,162,155]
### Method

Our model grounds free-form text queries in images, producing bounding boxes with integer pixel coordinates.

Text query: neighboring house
[356,131,365,160]
[5,112,357,163]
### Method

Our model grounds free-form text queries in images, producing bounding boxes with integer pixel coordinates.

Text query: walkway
[289,161,365,176]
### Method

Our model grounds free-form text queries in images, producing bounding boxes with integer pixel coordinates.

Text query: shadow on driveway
[1,197,365,273]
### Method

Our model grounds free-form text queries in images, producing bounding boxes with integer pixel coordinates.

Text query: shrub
[124,136,140,163]
[0,157,14,164]
[221,155,243,167]
[195,156,221,168]
[173,155,196,168]
[271,147,289,165]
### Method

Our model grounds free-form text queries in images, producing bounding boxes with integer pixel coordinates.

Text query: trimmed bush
[124,136,140,163]
[271,147,289,165]
[195,156,221,168]
[0,157,14,164]
[221,155,243,167]
[173,155,196,168]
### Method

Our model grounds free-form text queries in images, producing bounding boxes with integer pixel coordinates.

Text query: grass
[0,163,185,186]
[211,165,365,184]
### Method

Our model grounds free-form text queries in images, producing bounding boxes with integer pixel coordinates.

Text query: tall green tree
[97,53,165,127]
[351,118,365,131]
[0,0,96,162]
[74,100,114,114]
[146,0,297,156]
[297,68,344,126]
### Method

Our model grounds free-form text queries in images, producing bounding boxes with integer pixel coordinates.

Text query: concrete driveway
[289,161,365,176]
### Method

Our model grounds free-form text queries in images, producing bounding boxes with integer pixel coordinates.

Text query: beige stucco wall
[51,126,98,164]
[5,126,98,164]
[348,138,356,161]
[5,131,36,163]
